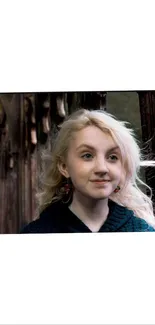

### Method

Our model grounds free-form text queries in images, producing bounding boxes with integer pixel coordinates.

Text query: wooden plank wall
[0,92,107,233]
[138,91,155,211]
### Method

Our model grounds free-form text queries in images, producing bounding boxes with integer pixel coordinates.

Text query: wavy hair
[36,109,155,227]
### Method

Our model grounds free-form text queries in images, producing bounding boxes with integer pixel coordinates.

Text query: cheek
[110,162,123,178]
[118,168,126,185]
[68,161,92,185]
[68,157,92,174]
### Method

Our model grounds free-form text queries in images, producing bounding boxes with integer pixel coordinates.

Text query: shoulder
[112,201,155,232]
[20,219,48,233]
[20,201,63,233]
[132,216,155,232]
[126,212,155,232]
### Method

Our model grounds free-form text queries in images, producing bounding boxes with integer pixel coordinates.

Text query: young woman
[21,109,155,233]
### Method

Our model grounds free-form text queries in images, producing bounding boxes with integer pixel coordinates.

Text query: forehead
[70,125,117,149]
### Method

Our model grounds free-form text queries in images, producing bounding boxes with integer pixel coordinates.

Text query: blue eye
[109,155,118,161]
[81,153,93,160]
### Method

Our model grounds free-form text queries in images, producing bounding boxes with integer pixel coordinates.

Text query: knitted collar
[41,199,133,233]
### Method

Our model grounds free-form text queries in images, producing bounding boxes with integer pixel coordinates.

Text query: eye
[81,153,93,160]
[109,154,118,161]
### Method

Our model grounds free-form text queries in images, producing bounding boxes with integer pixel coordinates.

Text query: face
[58,126,123,201]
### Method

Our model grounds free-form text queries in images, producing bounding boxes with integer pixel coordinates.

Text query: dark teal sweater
[21,199,155,233]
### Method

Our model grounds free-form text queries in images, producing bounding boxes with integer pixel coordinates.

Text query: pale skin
[58,125,123,232]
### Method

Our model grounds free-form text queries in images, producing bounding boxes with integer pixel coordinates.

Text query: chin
[86,192,110,200]
[76,188,113,200]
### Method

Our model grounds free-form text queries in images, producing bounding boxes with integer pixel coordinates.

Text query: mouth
[92,179,110,183]
[91,180,110,183]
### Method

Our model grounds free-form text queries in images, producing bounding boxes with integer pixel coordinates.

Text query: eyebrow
[76,144,120,152]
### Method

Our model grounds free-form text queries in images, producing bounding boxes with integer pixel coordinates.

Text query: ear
[57,160,70,178]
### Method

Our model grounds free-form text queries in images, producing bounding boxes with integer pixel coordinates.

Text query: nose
[94,156,109,174]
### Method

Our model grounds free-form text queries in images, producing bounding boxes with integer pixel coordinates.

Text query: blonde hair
[37,109,155,227]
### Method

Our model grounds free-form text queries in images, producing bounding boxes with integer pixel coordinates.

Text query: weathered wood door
[0,92,107,233]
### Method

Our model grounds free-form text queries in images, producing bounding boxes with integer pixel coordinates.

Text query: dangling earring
[114,185,121,193]
[64,180,71,195]
[61,177,73,204]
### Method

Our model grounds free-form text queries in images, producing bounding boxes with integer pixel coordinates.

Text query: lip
[91,180,110,182]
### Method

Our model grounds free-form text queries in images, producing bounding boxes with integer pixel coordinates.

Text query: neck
[69,191,109,232]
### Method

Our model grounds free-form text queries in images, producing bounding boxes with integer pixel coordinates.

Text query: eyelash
[81,153,119,161]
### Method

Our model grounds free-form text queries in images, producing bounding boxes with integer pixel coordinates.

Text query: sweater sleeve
[131,216,155,232]
[20,220,44,233]
[144,224,155,232]
[20,218,51,233]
